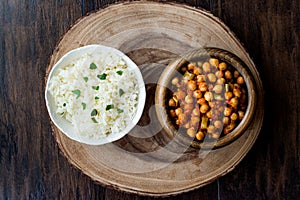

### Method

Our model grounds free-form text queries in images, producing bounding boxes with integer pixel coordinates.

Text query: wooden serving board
[45,1,263,196]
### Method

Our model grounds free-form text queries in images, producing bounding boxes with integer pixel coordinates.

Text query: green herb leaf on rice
[81,102,86,110]
[116,70,123,76]
[91,109,98,116]
[106,104,114,111]
[97,73,107,80]
[119,89,125,97]
[92,86,99,90]
[72,89,81,99]
[90,63,97,70]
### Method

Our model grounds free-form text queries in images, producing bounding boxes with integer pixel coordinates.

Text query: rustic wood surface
[0,0,299,199]
[45,3,264,196]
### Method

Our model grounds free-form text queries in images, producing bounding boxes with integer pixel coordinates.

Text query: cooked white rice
[48,52,139,139]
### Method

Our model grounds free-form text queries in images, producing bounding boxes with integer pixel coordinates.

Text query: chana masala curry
[167,57,248,141]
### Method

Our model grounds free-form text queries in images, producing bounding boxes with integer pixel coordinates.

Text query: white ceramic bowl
[45,45,146,145]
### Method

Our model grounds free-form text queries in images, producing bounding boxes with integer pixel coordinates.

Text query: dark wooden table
[1,0,299,199]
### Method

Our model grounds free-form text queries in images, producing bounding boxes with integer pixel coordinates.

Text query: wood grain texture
[210,0,300,199]
[45,3,263,196]
[0,0,299,199]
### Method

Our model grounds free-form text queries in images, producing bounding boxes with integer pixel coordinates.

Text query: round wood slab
[45,1,264,196]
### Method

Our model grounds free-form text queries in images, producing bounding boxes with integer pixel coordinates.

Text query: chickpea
[182,78,188,85]
[183,122,191,129]
[169,99,176,107]
[238,111,245,120]
[193,90,202,99]
[190,116,200,127]
[193,67,201,75]
[214,120,223,129]
[237,76,245,84]
[223,116,230,125]
[178,113,187,124]
[218,105,225,112]
[207,73,217,83]
[233,83,240,88]
[187,80,197,91]
[197,98,206,105]
[199,82,208,92]
[209,58,219,67]
[225,91,233,100]
[192,108,200,116]
[214,94,223,101]
[230,112,238,121]
[197,61,203,67]
[206,110,212,118]
[200,104,209,113]
[207,125,215,134]
[170,110,176,118]
[224,70,232,79]
[215,70,223,78]
[233,70,240,78]
[196,75,206,82]
[213,84,223,94]
[229,97,239,108]
[188,63,196,71]
[211,132,221,139]
[183,71,194,81]
[224,122,236,134]
[187,127,196,138]
[175,90,186,100]
[171,77,179,85]
[202,62,211,73]
[196,131,205,140]
[216,78,226,85]
[224,107,232,117]
[175,107,183,116]
[185,95,194,104]
[233,88,242,98]
[204,91,213,102]
[218,62,227,71]
[184,103,193,113]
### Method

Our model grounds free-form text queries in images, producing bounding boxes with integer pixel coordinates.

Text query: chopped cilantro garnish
[95,96,99,100]
[63,103,66,107]
[92,86,99,90]
[106,104,114,111]
[90,63,97,69]
[91,117,98,123]
[72,89,81,99]
[116,70,123,76]
[83,77,88,82]
[81,102,86,110]
[117,108,124,113]
[119,89,125,97]
[97,73,107,80]
[91,109,98,116]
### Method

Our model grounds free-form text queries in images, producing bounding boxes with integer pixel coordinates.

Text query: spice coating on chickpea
[209,58,219,67]
[167,57,248,141]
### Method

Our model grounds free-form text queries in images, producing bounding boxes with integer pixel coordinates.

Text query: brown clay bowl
[155,47,256,149]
